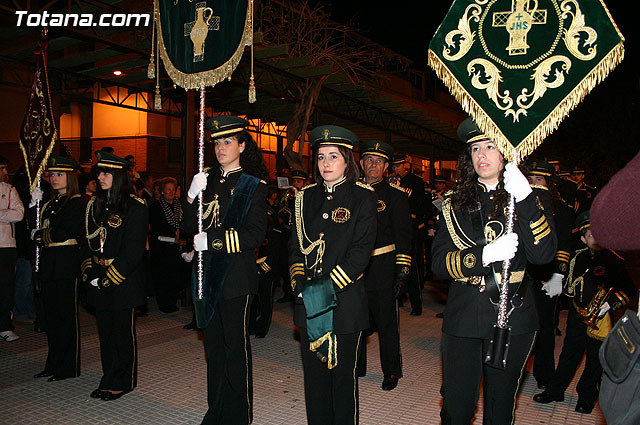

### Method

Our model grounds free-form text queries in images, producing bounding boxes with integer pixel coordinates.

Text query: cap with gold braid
[309,125,358,150]
[575,210,590,233]
[204,116,249,139]
[48,155,80,172]
[95,151,132,170]
[360,140,394,162]
[391,154,406,166]
[525,160,555,177]
[457,117,490,144]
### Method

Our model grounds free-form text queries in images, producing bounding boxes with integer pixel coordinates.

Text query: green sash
[300,275,338,369]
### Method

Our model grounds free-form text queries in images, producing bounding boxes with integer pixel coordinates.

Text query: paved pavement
[0,278,620,425]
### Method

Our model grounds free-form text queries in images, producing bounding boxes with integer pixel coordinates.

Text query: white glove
[193,232,208,251]
[187,172,208,199]
[181,251,195,262]
[542,273,564,298]
[427,229,436,237]
[504,163,532,202]
[90,278,99,289]
[598,302,611,317]
[30,229,39,240]
[29,187,43,208]
[482,233,519,265]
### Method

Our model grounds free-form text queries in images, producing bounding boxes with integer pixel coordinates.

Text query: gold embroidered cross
[492,0,547,56]
[184,2,221,63]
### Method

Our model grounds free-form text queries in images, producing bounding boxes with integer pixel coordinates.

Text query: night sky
[316,0,639,187]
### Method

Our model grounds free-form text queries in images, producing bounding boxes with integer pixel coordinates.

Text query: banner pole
[196,86,205,299]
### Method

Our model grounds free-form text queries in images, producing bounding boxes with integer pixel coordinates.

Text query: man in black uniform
[571,166,597,214]
[358,140,412,391]
[391,155,428,315]
[534,211,635,414]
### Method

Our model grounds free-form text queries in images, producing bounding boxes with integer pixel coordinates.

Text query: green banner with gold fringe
[428,0,624,160]
[154,0,252,90]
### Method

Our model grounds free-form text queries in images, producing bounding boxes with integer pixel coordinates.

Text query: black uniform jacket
[257,203,282,280]
[38,194,85,280]
[432,183,557,338]
[289,179,377,334]
[400,172,428,234]
[81,194,149,311]
[364,179,412,291]
[527,185,574,282]
[181,168,268,300]
[565,247,635,313]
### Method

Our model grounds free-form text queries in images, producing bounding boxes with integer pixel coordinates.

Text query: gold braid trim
[155,0,253,90]
[428,42,625,161]
[309,331,338,370]
[85,198,106,252]
[295,189,325,272]
[441,198,473,250]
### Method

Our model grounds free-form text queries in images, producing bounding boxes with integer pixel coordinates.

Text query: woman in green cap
[82,151,148,401]
[289,125,377,425]
[32,156,84,382]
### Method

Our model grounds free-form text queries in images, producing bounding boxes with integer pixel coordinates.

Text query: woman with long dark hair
[32,156,84,382]
[182,116,268,425]
[149,177,183,313]
[432,118,557,424]
[289,125,377,425]
[81,151,148,401]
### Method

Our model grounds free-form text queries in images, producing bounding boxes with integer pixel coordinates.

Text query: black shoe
[47,376,68,382]
[135,311,148,318]
[101,390,130,401]
[533,391,564,404]
[255,333,266,339]
[183,321,198,330]
[276,295,294,303]
[90,389,106,399]
[381,374,400,391]
[435,312,444,318]
[575,401,593,414]
[34,371,52,379]
[33,326,45,333]
[410,308,422,316]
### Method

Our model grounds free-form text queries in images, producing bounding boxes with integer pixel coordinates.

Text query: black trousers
[43,278,80,378]
[151,245,182,309]
[532,282,558,385]
[250,274,274,337]
[0,247,17,332]
[441,331,536,425]
[407,237,423,310]
[95,308,137,391]
[301,328,362,425]
[546,308,603,407]
[364,288,402,378]
[202,294,253,425]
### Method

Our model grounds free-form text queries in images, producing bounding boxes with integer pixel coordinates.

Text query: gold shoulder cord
[442,198,473,250]
[85,198,106,252]
[295,190,325,273]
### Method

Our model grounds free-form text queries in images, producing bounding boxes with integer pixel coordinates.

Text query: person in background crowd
[571,166,597,214]
[391,154,428,316]
[534,211,635,414]
[249,185,282,338]
[522,160,574,390]
[149,177,183,313]
[357,140,411,391]
[182,116,268,425]
[81,151,148,401]
[432,118,556,425]
[124,155,140,182]
[140,175,155,203]
[289,125,377,425]
[10,166,36,324]
[31,156,84,382]
[0,155,25,342]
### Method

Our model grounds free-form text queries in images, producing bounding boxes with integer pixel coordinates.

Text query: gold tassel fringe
[155,0,253,90]
[248,75,256,103]
[428,42,625,162]
[154,86,162,110]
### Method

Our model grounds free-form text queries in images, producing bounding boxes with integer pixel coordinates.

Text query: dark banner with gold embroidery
[428,0,624,160]
[19,39,57,193]
[155,0,252,90]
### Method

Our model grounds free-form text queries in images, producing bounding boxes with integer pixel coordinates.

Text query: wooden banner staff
[196,86,206,299]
